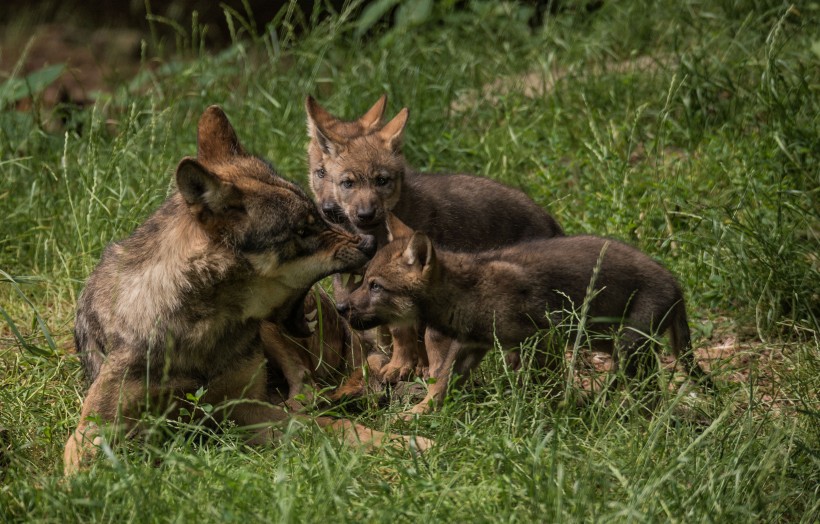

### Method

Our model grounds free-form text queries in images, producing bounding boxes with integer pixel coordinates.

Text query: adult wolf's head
[305,95,408,232]
[177,106,376,336]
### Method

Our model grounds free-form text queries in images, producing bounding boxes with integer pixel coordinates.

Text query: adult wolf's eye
[375,176,388,186]
[341,180,354,189]
[316,167,326,179]
[370,281,383,292]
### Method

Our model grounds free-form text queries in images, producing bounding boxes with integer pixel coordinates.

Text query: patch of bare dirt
[1,23,143,109]
[336,317,812,418]
[451,55,672,112]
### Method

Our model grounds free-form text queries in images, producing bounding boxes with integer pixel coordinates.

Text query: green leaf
[0,269,57,355]
[355,0,401,37]
[0,63,65,107]
[811,40,820,59]
[395,0,433,27]
[0,305,52,357]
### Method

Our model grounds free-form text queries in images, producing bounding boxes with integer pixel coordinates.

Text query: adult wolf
[65,106,429,474]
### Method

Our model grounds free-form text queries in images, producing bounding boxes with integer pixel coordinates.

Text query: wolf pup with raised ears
[305,95,564,382]
[343,214,714,416]
[65,106,429,474]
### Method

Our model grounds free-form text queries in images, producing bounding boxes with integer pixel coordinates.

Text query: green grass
[1,1,819,521]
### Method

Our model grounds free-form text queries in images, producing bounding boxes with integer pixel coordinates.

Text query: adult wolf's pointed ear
[357,94,387,131]
[385,212,414,242]
[402,232,435,275]
[305,95,342,156]
[176,157,242,219]
[377,107,408,152]
[197,106,247,165]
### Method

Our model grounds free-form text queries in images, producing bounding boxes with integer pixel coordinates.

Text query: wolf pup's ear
[402,232,435,274]
[196,106,247,165]
[176,157,243,218]
[377,107,408,153]
[357,94,387,131]
[386,212,414,242]
[305,95,342,156]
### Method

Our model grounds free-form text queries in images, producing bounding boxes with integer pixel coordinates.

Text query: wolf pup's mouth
[348,314,383,331]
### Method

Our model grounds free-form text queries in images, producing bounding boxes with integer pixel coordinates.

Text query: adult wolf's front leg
[63,369,142,475]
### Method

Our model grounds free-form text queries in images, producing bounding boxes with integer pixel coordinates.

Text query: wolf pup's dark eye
[316,167,326,179]
[375,176,388,186]
[341,180,354,189]
[370,281,383,292]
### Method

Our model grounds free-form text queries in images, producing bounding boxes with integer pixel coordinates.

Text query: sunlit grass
[1,1,818,521]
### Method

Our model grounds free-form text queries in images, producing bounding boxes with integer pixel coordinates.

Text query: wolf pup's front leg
[400,327,459,418]
[381,324,427,383]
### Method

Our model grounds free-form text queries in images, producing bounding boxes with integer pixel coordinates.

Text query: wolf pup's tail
[669,301,716,391]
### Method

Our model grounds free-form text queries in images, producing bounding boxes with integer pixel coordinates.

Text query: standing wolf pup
[65,106,429,474]
[305,95,564,382]
[345,215,715,416]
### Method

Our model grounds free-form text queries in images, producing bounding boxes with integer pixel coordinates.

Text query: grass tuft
[1,1,818,521]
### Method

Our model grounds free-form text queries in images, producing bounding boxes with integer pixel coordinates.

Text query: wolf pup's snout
[335,300,350,317]
[357,234,377,257]
[356,207,377,225]
[321,202,347,224]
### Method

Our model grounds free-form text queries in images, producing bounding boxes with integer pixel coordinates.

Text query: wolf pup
[305,95,564,382]
[65,107,429,474]
[343,215,714,416]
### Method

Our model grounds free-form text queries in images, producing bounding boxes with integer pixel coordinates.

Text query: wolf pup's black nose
[336,301,350,317]
[357,208,377,224]
[357,234,377,257]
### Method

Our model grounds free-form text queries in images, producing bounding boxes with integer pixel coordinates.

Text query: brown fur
[261,285,372,408]
[345,215,714,416]
[305,95,564,382]
[65,107,430,474]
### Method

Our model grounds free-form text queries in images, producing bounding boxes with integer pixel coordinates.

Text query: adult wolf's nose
[357,234,377,257]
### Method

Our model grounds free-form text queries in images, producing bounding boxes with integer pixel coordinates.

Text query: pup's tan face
[346,224,435,331]
[306,95,387,224]
[305,96,408,232]
[319,135,405,232]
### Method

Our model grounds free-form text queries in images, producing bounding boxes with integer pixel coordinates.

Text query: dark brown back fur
[348,227,712,386]
[305,96,563,250]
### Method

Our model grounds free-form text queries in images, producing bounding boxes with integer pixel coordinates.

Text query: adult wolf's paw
[63,425,101,476]
[408,434,434,453]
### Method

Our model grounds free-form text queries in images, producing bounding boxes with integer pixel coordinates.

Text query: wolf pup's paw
[398,399,434,421]
[414,364,430,380]
[381,360,415,383]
